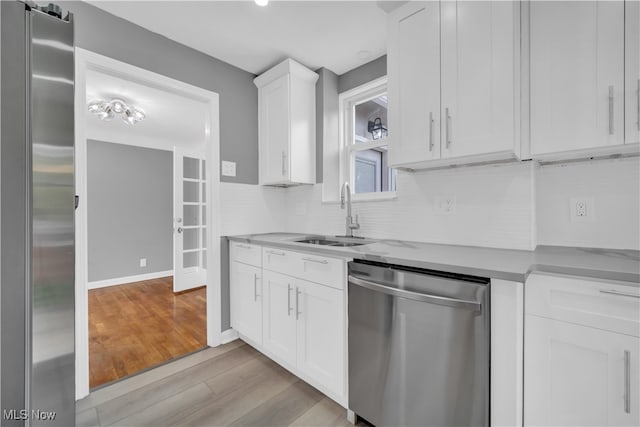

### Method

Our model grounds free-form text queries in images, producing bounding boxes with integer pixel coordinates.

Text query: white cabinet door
[530,1,625,155]
[388,1,441,166]
[259,74,290,184]
[230,261,262,345]
[296,279,345,398]
[262,270,297,367]
[440,0,517,158]
[626,0,640,145]
[525,316,639,427]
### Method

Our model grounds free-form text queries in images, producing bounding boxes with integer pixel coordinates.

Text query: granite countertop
[227,232,640,285]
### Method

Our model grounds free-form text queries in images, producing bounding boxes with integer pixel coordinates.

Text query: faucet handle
[351,214,361,230]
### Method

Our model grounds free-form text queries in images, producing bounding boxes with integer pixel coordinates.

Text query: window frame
[338,76,397,202]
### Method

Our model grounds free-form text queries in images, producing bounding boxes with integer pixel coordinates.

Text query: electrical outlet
[139,258,147,267]
[221,161,236,177]
[570,197,594,222]
[435,196,456,215]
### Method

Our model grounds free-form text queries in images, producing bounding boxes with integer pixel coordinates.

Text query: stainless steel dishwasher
[348,260,490,427]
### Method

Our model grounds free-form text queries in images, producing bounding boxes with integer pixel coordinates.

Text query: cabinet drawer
[295,253,345,290]
[526,273,640,337]
[263,247,298,275]
[230,241,262,267]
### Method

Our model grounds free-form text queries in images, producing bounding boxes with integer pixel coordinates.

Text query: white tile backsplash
[220,156,639,251]
[285,162,536,250]
[536,156,640,250]
[220,182,287,236]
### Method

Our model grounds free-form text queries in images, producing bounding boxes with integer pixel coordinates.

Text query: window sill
[322,191,397,205]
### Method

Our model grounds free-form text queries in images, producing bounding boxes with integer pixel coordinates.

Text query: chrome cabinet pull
[609,85,614,135]
[266,249,286,256]
[445,108,452,148]
[636,79,639,131]
[624,350,630,414]
[253,273,259,301]
[296,288,302,320]
[428,111,434,152]
[599,289,640,299]
[301,257,329,265]
[235,243,251,249]
[287,284,293,316]
[281,151,287,176]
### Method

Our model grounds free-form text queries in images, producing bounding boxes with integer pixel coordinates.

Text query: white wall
[285,162,536,250]
[536,156,640,250]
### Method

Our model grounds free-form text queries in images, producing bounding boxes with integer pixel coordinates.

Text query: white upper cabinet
[388,1,519,169]
[388,2,441,166]
[530,1,626,156]
[254,59,318,186]
[626,0,640,145]
[441,1,518,159]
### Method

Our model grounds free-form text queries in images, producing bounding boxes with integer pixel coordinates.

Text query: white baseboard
[88,270,173,290]
[220,329,239,344]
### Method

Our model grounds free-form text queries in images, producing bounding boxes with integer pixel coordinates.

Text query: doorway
[75,48,221,399]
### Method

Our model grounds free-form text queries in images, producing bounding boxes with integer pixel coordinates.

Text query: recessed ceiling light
[255,0,268,6]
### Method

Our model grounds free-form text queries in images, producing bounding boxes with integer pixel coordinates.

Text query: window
[340,77,396,200]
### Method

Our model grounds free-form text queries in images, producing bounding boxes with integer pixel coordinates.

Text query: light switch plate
[221,161,236,177]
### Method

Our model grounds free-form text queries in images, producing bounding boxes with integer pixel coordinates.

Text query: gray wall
[313,57,387,186]
[315,68,340,185]
[64,1,258,185]
[87,140,173,282]
[338,55,387,94]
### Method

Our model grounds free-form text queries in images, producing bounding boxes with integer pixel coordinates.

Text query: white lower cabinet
[296,279,345,397]
[262,270,297,367]
[525,316,638,426]
[524,273,640,427]
[229,261,263,345]
[262,270,345,400]
[230,243,347,405]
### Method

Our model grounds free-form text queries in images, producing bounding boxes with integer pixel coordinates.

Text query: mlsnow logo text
[3,409,57,421]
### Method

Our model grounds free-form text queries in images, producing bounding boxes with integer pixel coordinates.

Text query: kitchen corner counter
[226,233,640,285]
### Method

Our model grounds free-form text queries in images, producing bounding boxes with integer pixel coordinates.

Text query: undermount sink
[294,236,375,247]
[296,238,342,246]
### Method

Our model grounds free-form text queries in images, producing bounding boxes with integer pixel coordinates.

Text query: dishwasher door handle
[348,275,482,311]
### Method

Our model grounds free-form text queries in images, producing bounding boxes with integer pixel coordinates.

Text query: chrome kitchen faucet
[340,182,360,237]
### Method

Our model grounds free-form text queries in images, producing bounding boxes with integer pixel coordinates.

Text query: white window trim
[338,76,395,201]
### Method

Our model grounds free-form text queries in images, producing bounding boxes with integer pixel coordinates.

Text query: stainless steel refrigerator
[1,1,75,426]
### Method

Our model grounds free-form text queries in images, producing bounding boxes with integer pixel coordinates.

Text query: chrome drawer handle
[266,250,286,256]
[235,244,251,249]
[302,257,329,265]
[624,350,630,414]
[599,289,640,299]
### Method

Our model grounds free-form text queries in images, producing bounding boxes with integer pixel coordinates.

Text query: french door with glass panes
[174,148,207,292]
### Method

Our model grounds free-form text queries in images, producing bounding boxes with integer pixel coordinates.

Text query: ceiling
[85,0,389,75]
[85,68,210,150]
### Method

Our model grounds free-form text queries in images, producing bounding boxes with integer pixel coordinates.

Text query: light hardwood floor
[77,340,358,427]
[89,277,207,389]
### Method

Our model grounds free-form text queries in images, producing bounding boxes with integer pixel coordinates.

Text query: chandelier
[87,98,146,125]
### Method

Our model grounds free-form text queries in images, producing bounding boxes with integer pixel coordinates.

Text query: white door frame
[74,48,221,400]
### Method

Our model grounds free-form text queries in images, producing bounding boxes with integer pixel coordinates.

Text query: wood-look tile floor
[77,341,362,427]
[89,277,207,389]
